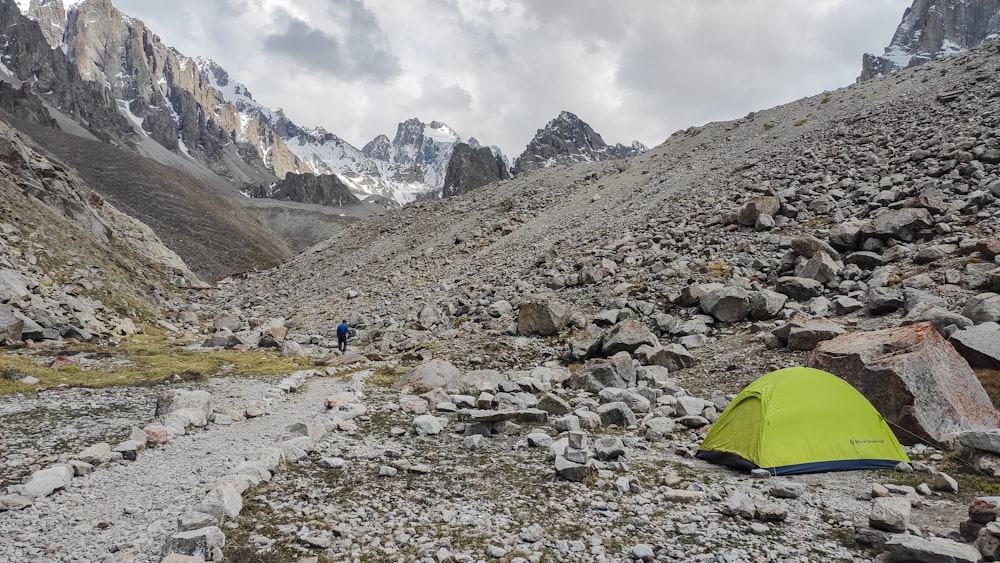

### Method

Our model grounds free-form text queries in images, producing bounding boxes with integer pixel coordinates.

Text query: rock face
[808,323,1000,445]
[512,111,646,175]
[859,0,1000,80]
[244,173,362,208]
[442,143,512,198]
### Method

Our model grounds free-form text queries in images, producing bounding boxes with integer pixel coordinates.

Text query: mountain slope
[860,0,1000,80]
[10,115,293,281]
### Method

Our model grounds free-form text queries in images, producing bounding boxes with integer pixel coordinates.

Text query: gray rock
[951,322,1000,370]
[593,436,626,461]
[596,402,637,427]
[517,300,570,336]
[178,511,219,532]
[601,319,658,355]
[413,414,446,436]
[885,534,981,563]
[869,496,911,532]
[963,293,1000,324]
[163,526,226,559]
[76,442,113,465]
[769,481,805,499]
[554,455,590,482]
[775,276,824,301]
[21,464,74,499]
[646,344,694,371]
[397,359,463,393]
[536,393,572,415]
[0,494,32,511]
[598,387,651,413]
[700,287,750,323]
[748,289,788,320]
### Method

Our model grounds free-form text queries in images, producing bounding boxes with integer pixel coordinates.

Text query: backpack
[337,323,348,337]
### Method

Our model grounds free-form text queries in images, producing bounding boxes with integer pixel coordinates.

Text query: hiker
[336,319,349,353]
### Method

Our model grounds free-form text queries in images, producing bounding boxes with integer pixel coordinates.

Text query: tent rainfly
[696,366,909,475]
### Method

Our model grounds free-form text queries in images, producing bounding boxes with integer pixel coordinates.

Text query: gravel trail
[0,373,350,563]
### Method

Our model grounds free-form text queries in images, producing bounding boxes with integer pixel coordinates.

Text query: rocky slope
[174,38,1000,560]
[513,111,647,175]
[860,0,1000,80]
[0,116,190,345]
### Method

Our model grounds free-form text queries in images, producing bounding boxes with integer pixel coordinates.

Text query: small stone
[379,465,398,477]
[521,523,544,543]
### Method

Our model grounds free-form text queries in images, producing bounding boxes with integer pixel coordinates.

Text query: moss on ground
[0,329,312,395]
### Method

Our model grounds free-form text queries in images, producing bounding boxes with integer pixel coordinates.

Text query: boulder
[808,323,1000,445]
[885,534,981,563]
[748,289,787,320]
[699,287,750,323]
[963,293,1000,324]
[791,235,840,259]
[155,390,213,426]
[864,207,934,242]
[0,304,24,344]
[901,302,973,335]
[775,277,824,301]
[517,300,570,336]
[737,196,781,226]
[601,320,658,356]
[163,526,225,560]
[796,252,842,286]
[646,344,695,371]
[772,313,845,351]
[564,324,604,361]
[397,359,463,393]
[870,497,911,533]
[950,322,1000,370]
[566,356,632,393]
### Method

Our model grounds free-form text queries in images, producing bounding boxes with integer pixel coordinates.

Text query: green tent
[696,366,909,475]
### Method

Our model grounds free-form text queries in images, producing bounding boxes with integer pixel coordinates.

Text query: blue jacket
[336,323,349,337]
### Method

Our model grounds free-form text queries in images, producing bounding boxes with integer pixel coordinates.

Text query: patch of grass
[0,328,311,395]
[367,365,409,388]
[762,122,776,131]
[705,261,734,278]
[820,91,832,104]
[794,118,809,126]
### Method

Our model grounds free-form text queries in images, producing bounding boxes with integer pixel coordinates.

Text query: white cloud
[111,0,910,157]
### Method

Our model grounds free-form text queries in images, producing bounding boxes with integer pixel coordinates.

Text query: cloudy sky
[113,0,910,157]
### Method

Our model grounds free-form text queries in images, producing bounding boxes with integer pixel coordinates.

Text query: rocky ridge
[860,0,1000,80]
[513,111,647,175]
[442,142,513,198]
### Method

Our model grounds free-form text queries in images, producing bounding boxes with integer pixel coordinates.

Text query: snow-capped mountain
[860,0,1000,80]
[5,0,479,205]
[513,111,646,175]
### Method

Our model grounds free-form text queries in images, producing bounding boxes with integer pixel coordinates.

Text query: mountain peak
[859,0,1000,80]
[512,111,643,175]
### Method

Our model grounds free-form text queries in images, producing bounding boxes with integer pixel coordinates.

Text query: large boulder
[699,287,750,323]
[964,293,1000,324]
[0,304,23,345]
[808,323,1000,445]
[397,359,463,393]
[601,320,658,356]
[737,195,781,226]
[566,355,633,393]
[517,300,570,336]
[863,207,934,242]
[772,313,845,351]
[950,322,1000,370]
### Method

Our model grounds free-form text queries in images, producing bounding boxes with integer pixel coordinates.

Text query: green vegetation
[794,118,809,127]
[820,91,832,104]
[762,122,776,131]
[0,328,311,395]
[705,261,734,278]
